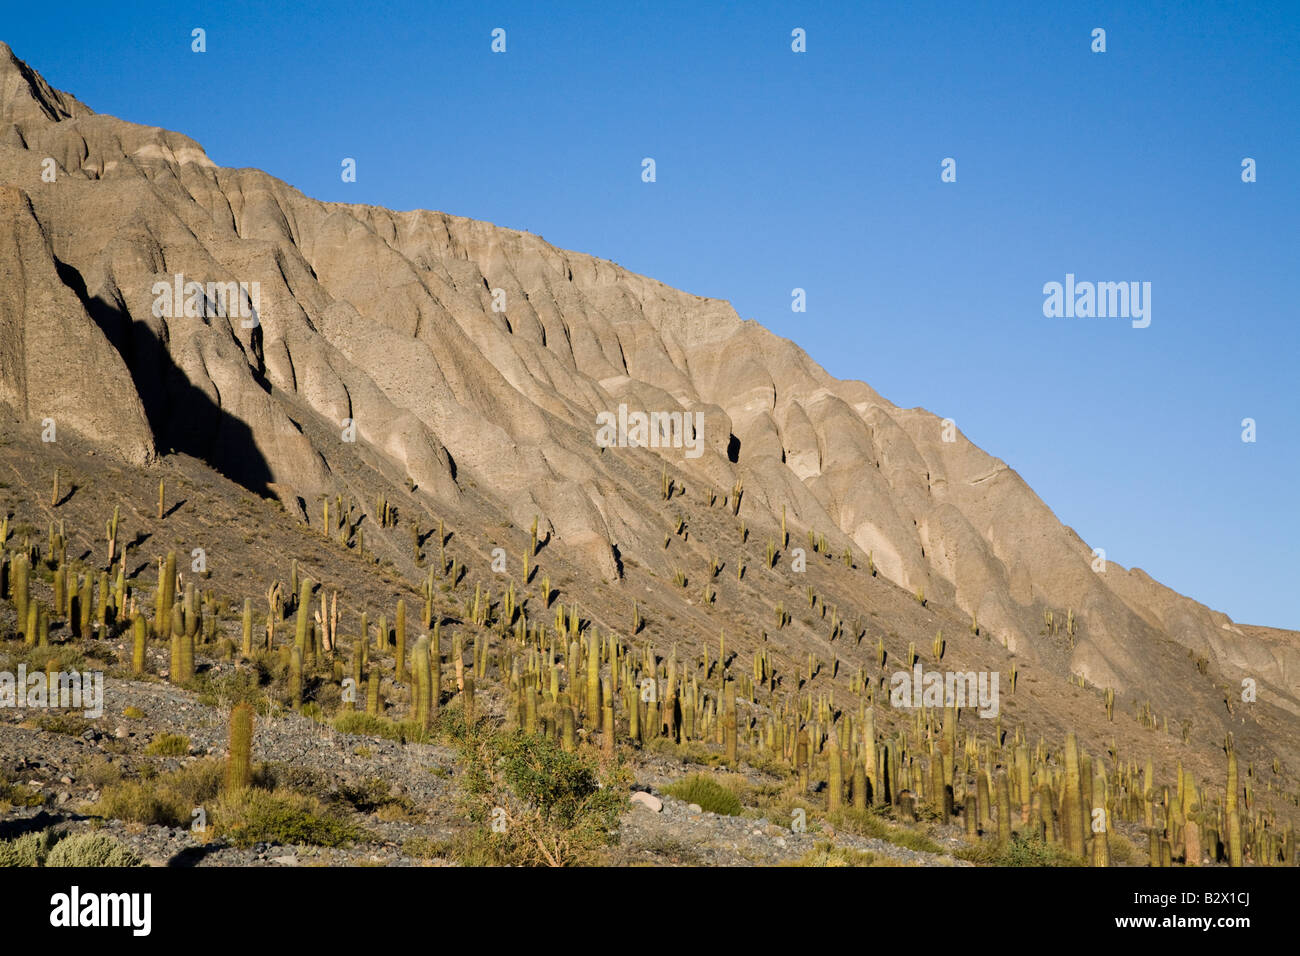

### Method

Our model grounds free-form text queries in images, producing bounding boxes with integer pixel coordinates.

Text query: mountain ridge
[0,38,1295,727]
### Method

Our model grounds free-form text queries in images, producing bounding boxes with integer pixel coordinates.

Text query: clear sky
[5,1,1297,627]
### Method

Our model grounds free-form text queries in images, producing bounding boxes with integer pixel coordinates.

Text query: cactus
[585,629,601,728]
[1226,743,1243,867]
[105,505,120,564]
[132,613,147,675]
[996,772,1012,843]
[154,551,176,638]
[827,729,844,811]
[289,646,303,707]
[1092,769,1110,867]
[294,578,312,652]
[77,574,91,637]
[1062,732,1086,857]
[602,677,616,758]
[413,634,432,727]
[1104,687,1115,722]
[183,581,198,639]
[177,612,193,682]
[241,598,253,656]
[12,554,28,631]
[224,703,255,793]
[431,623,442,717]
[157,478,165,520]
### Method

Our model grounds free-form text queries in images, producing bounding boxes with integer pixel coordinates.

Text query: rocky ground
[0,671,971,867]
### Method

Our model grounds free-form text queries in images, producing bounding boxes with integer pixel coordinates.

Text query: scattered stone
[630,791,663,812]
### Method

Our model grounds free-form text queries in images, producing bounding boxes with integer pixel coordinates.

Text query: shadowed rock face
[0,40,1294,711]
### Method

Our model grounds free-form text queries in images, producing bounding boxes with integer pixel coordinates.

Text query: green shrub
[829,807,945,854]
[0,830,57,867]
[94,759,223,827]
[193,667,268,710]
[332,712,429,744]
[213,789,365,848]
[456,728,625,866]
[664,774,743,816]
[403,836,451,860]
[787,841,902,867]
[46,833,142,867]
[0,781,45,810]
[955,831,1085,867]
[145,733,191,756]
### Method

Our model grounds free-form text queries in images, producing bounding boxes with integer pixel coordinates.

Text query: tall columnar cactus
[105,505,120,565]
[1091,769,1110,867]
[1182,773,1202,867]
[76,574,91,637]
[1015,745,1031,822]
[157,478,165,520]
[114,564,126,620]
[241,598,253,656]
[931,757,948,822]
[154,551,176,638]
[996,772,1013,843]
[412,635,432,727]
[295,578,312,652]
[95,570,109,628]
[1062,732,1086,857]
[12,554,29,631]
[1143,756,1155,828]
[177,613,194,683]
[289,646,303,708]
[586,629,601,728]
[395,598,407,680]
[1226,745,1243,867]
[827,729,844,812]
[169,632,181,683]
[224,703,254,793]
[132,613,147,675]
[183,582,198,639]
[601,677,616,758]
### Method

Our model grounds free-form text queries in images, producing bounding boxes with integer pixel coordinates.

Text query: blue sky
[6,1,1297,627]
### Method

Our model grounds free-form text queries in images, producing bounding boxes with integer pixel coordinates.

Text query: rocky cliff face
[0,40,1294,717]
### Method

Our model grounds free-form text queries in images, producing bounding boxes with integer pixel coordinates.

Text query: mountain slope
[0,37,1295,737]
